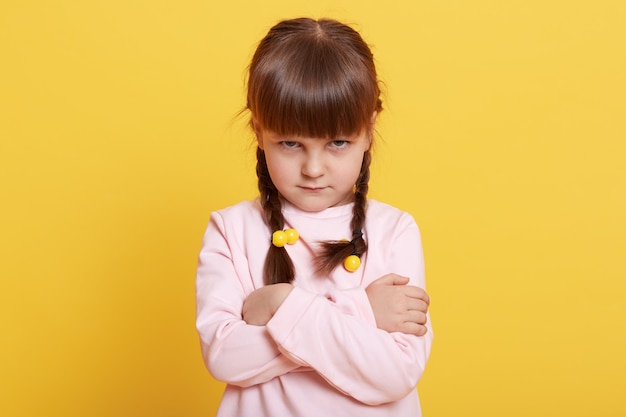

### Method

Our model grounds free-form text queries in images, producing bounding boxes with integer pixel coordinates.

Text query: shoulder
[203,199,268,252]
[207,199,265,235]
[365,200,421,243]
[366,200,418,226]
[211,199,263,222]
[362,200,425,279]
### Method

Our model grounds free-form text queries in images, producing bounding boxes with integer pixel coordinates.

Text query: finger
[390,275,410,286]
[399,309,427,326]
[400,321,428,337]
[404,286,430,305]
[405,299,429,314]
[371,274,396,286]
[372,274,409,286]
[405,310,428,326]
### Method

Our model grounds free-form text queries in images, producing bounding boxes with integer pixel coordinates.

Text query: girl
[196,17,433,417]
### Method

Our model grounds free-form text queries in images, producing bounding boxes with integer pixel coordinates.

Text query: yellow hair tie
[343,254,361,272]
[272,228,299,247]
[343,230,363,272]
[272,228,361,272]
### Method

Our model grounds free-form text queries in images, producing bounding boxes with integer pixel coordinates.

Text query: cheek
[342,155,365,183]
[265,154,293,185]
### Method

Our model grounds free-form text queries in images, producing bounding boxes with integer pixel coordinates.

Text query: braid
[256,147,295,285]
[315,150,370,274]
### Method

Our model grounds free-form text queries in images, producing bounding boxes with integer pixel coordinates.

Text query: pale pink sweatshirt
[196,199,433,416]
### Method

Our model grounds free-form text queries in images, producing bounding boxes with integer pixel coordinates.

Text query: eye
[329,140,349,149]
[280,141,300,149]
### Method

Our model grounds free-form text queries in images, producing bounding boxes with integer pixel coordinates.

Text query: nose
[301,151,325,178]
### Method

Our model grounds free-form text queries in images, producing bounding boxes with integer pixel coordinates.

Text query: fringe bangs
[248,19,380,138]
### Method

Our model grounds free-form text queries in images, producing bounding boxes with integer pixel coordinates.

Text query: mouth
[299,186,326,191]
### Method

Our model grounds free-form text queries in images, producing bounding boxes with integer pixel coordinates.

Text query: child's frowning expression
[256,128,372,213]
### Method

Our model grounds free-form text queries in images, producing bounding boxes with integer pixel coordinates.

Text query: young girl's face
[257,128,372,213]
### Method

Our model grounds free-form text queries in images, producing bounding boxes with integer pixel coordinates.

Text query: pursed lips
[299,185,326,191]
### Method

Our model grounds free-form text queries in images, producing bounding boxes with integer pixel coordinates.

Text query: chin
[289,199,331,213]
[295,204,327,213]
[296,199,351,213]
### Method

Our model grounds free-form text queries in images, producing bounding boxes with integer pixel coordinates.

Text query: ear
[370,111,378,125]
[252,119,264,149]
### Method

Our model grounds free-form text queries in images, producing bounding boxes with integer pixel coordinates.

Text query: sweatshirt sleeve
[195,211,301,387]
[265,213,433,405]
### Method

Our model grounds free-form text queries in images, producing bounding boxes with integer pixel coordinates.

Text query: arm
[365,274,430,335]
[264,215,433,405]
[242,283,293,326]
[325,274,430,335]
[195,213,301,387]
[242,273,429,335]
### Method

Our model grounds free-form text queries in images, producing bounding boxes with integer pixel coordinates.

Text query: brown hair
[248,18,382,285]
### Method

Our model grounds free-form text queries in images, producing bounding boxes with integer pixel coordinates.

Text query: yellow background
[1,0,624,416]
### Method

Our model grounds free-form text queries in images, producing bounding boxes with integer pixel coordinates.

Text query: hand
[365,274,430,336]
[242,283,293,326]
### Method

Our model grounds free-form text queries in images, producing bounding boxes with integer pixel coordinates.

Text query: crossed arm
[196,210,432,404]
[243,273,430,335]
[238,275,432,404]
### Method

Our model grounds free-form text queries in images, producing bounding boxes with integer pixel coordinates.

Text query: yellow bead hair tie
[343,254,361,272]
[343,229,363,272]
[272,228,299,247]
